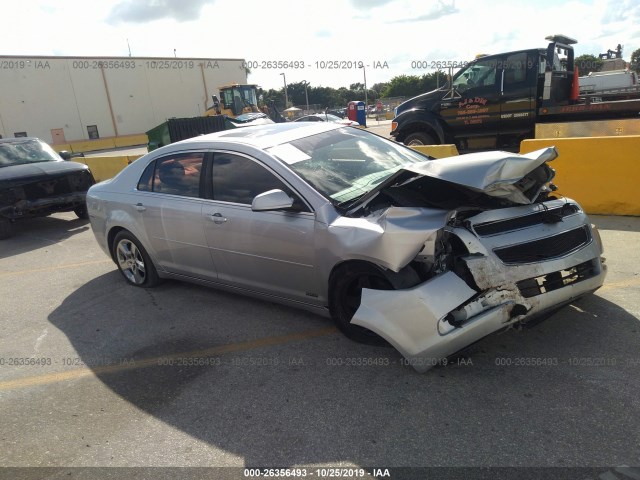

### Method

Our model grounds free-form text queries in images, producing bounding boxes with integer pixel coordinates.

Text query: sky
[2,0,639,91]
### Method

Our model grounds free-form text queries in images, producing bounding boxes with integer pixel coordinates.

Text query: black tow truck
[391,35,640,153]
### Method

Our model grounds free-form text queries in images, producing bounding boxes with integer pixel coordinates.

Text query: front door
[440,57,502,149]
[202,152,320,304]
[499,52,536,138]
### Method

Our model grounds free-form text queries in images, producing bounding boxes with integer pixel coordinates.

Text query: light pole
[301,80,310,114]
[360,65,368,115]
[280,73,288,109]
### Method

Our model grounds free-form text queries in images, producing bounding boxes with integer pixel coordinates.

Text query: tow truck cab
[391,35,578,153]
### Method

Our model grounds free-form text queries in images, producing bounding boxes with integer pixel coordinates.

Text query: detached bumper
[352,211,607,372]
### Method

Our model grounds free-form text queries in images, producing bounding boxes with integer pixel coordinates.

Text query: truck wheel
[0,217,13,240]
[404,132,435,146]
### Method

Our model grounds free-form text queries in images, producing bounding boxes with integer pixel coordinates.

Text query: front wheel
[74,204,89,219]
[112,231,160,287]
[404,132,435,146]
[329,263,395,345]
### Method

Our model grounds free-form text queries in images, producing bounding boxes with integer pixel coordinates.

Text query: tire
[74,204,89,219]
[404,132,435,146]
[329,263,396,345]
[0,217,13,240]
[112,231,160,287]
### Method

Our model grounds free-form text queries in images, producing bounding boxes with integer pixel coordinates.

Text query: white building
[0,55,247,144]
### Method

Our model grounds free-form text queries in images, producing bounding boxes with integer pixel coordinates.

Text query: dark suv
[0,137,95,239]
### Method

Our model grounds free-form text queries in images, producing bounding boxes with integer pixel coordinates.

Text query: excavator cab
[206,84,260,117]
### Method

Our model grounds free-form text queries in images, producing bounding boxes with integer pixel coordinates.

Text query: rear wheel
[112,231,160,287]
[0,217,13,240]
[404,132,435,146]
[329,263,395,345]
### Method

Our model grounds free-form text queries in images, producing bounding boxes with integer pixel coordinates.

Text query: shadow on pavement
[0,214,90,259]
[49,273,640,467]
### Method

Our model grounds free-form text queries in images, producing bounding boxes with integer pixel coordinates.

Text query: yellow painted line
[0,326,338,391]
[0,259,112,278]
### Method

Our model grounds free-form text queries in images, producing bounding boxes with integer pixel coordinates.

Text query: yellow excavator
[204,84,261,117]
[147,84,274,151]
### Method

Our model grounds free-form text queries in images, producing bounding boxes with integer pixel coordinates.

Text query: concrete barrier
[520,136,640,216]
[69,138,117,153]
[50,134,147,154]
[75,155,143,182]
[51,144,72,153]
[411,144,459,158]
[114,134,148,148]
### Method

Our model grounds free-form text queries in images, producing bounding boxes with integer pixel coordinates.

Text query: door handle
[209,212,227,224]
[134,203,146,212]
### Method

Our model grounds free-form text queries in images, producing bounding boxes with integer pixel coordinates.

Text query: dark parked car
[0,137,95,239]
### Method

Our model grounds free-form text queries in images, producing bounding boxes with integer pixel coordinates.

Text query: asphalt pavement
[0,212,639,477]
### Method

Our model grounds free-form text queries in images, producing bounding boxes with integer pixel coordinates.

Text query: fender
[391,108,447,144]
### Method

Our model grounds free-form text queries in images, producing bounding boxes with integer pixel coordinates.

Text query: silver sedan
[87,123,606,371]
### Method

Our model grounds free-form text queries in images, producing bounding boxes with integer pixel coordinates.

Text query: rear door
[202,151,321,304]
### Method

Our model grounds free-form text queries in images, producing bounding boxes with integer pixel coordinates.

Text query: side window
[212,153,308,211]
[137,161,155,191]
[149,152,204,197]
[453,59,498,92]
[504,53,528,86]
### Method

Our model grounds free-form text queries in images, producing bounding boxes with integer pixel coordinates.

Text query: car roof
[172,122,344,150]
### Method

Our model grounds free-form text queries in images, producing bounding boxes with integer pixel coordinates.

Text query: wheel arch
[394,110,446,144]
[327,259,421,305]
[107,226,126,262]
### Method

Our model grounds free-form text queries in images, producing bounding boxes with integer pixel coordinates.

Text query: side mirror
[59,150,72,160]
[251,189,294,212]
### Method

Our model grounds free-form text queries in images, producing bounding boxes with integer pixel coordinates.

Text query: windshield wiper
[336,193,368,210]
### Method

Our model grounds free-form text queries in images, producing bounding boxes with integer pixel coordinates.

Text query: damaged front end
[346,148,607,372]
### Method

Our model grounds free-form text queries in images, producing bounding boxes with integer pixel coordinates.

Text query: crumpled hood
[405,147,557,199]
[358,147,558,209]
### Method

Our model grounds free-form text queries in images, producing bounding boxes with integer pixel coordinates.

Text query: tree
[631,48,640,74]
[574,54,603,74]
[371,82,389,96]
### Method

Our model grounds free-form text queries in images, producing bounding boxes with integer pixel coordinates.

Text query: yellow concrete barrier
[73,155,146,182]
[70,138,117,154]
[520,136,640,216]
[76,156,130,182]
[51,144,71,153]
[411,144,459,158]
[114,134,148,148]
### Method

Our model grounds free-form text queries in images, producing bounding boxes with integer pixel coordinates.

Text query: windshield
[267,127,429,204]
[0,139,61,168]
[238,86,257,105]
